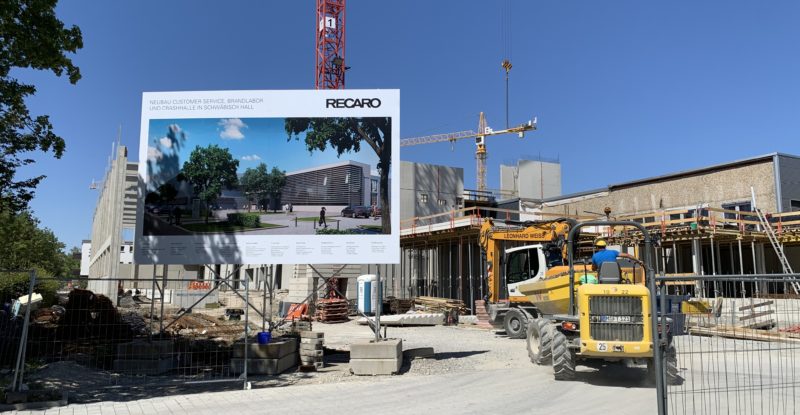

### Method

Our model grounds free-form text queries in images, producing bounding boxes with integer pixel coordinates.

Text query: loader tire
[552,330,575,381]
[647,345,681,385]
[527,318,553,365]
[503,308,527,339]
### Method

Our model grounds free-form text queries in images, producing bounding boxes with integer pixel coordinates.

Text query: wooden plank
[738,300,774,311]
[689,326,800,344]
[743,319,776,330]
[739,310,775,321]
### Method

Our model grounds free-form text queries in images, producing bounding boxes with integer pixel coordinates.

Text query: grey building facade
[280,160,376,207]
[400,161,464,221]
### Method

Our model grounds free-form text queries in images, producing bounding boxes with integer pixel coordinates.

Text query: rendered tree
[157,183,178,204]
[181,145,239,223]
[285,117,391,233]
[240,163,269,211]
[265,166,286,212]
[0,0,83,213]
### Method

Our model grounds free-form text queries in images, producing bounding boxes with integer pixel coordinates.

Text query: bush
[315,228,357,235]
[226,212,261,227]
[0,270,61,307]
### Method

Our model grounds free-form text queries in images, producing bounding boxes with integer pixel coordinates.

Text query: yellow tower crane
[400,113,536,192]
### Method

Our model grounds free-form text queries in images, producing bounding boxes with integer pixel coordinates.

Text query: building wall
[540,161,777,217]
[400,161,464,221]
[778,155,800,212]
[518,160,562,200]
[281,162,368,207]
[500,165,518,199]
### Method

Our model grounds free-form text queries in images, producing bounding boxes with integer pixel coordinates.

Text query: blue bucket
[257,331,272,345]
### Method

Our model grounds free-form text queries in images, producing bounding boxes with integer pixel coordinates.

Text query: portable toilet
[357,274,381,315]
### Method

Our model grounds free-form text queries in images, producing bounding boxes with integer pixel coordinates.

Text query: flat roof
[285,160,371,176]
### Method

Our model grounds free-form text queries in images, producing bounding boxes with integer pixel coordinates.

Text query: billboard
[135,90,399,264]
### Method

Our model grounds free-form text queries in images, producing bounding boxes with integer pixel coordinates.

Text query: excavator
[479,217,679,383]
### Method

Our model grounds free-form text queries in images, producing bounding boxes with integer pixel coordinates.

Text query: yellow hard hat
[595,239,607,247]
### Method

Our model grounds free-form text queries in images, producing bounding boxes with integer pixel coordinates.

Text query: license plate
[601,315,632,323]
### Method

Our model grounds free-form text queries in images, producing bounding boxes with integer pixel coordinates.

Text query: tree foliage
[285,117,391,233]
[0,0,83,213]
[0,208,75,276]
[240,163,286,212]
[181,145,238,222]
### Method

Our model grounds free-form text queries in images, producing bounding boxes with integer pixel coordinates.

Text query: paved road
[13,367,655,415]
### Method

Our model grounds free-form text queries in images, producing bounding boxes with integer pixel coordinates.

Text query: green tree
[266,166,286,212]
[0,208,72,276]
[0,0,83,213]
[240,163,269,211]
[181,145,238,223]
[158,182,178,204]
[286,117,391,233]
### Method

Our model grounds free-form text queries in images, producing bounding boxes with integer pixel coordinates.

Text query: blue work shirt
[592,249,620,268]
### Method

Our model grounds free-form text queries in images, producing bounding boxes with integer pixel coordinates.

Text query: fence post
[12,269,36,392]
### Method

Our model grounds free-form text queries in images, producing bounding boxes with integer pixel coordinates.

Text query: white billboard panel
[135,89,399,264]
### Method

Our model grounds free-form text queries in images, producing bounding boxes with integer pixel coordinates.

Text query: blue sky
[14,1,800,249]
[146,117,379,185]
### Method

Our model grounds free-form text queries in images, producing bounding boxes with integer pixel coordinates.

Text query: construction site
[3,2,800,415]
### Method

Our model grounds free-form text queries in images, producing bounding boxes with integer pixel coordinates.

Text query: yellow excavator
[479,217,678,384]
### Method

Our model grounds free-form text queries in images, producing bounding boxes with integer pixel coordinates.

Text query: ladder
[755,208,800,294]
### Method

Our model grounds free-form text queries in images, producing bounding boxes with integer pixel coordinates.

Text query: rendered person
[319,206,327,228]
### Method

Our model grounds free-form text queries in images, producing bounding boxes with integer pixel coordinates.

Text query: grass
[359,225,383,231]
[182,222,283,233]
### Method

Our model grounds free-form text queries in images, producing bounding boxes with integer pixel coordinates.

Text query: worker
[591,239,639,270]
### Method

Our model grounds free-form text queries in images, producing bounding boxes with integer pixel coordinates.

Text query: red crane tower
[315,0,347,89]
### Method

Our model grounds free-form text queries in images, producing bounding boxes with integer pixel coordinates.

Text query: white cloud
[169,124,182,135]
[147,146,163,161]
[159,137,172,148]
[219,118,247,140]
[241,154,261,161]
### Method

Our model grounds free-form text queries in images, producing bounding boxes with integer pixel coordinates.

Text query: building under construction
[399,152,800,311]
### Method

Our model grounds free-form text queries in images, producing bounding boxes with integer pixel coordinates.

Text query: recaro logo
[326,98,382,108]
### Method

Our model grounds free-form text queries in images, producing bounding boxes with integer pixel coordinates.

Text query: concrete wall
[540,160,777,217]
[400,161,463,221]
[500,165,518,199]
[778,155,800,212]
[518,160,562,200]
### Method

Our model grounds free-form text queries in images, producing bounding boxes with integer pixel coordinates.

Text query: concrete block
[115,340,173,359]
[113,358,174,375]
[300,331,324,339]
[231,352,298,375]
[403,347,435,359]
[232,338,297,359]
[458,315,479,325]
[300,342,323,351]
[300,349,324,357]
[350,339,402,360]
[350,358,402,375]
[300,356,322,365]
[301,337,324,344]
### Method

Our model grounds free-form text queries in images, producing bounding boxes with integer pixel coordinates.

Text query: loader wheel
[527,318,553,365]
[647,345,681,385]
[503,309,527,339]
[552,330,575,381]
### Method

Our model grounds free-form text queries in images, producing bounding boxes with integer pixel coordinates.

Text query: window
[791,200,800,212]
[420,193,428,203]
[722,202,752,219]
[371,178,379,193]
[345,173,350,184]
[438,199,447,206]
[322,176,328,186]
[456,197,464,209]
[505,249,540,285]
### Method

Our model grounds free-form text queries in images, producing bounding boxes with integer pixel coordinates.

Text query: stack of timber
[689,325,800,344]
[299,331,325,370]
[413,296,468,314]
[315,298,349,323]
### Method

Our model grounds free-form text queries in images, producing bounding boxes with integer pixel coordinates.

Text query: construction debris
[387,297,414,314]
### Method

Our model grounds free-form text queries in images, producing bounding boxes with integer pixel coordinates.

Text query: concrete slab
[112,358,173,375]
[301,337,324,344]
[232,338,297,359]
[300,331,324,339]
[350,358,402,375]
[357,313,444,326]
[300,349,324,357]
[350,339,402,359]
[458,315,479,325]
[231,352,298,375]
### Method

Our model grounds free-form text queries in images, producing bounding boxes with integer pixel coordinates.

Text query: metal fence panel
[655,274,800,415]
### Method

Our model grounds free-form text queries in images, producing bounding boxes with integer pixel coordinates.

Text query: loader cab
[504,245,546,298]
